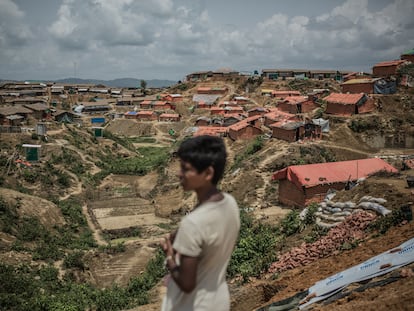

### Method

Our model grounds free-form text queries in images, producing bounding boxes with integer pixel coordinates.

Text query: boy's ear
[204,166,215,182]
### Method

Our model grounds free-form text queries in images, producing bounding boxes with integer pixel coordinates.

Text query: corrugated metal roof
[0,106,36,115]
[272,158,397,189]
[323,93,365,105]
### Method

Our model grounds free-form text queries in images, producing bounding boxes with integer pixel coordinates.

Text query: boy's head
[176,135,227,185]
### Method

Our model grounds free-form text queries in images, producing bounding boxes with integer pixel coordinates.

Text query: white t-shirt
[161,193,240,311]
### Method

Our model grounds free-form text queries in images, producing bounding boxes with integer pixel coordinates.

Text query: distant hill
[54,77,177,88]
[0,77,177,88]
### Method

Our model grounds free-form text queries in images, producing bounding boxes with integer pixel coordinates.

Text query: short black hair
[177,135,227,185]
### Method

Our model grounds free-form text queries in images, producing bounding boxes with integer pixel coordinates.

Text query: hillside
[0,78,413,310]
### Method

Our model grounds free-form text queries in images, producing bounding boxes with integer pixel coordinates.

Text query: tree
[140,80,147,95]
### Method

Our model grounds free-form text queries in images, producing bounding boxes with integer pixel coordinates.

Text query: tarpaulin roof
[323,93,365,105]
[272,158,398,189]
[373,60,407,67]
[341,78,381,85]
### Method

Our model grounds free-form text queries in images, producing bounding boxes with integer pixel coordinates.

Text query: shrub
[232,136,264,170]
[280,210,302,236]
[227,209,278,282]
[63,251,85,269]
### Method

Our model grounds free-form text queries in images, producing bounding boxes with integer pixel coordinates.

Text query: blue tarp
[374,79,397,94]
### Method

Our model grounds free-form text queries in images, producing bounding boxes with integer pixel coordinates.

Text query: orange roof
[323,93,365,105]
[141,100,152,105]
[244,115,262,122]
[272,158,397,189]
[281,96,308,104]
[229,121,250,131]
[137,110,155,115]
[211,107,225,111]
[195,126,228,136]
[153,101,169,106]
[159,113,179,118]
[374,60,406,67]
[197,87,211,91]
[264,109,296,121]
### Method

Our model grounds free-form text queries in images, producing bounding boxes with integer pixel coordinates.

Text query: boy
[161,135,240,311]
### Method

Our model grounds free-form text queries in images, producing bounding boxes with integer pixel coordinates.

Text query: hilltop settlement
[0,50,414,311]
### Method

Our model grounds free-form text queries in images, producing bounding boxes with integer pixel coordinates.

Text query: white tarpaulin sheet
[312,118,329,133]
[299,237,414,309]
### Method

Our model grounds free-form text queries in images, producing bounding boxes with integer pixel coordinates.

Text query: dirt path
[83,204,106,246]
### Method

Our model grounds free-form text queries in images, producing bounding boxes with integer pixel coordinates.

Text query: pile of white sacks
[301,191,392,228]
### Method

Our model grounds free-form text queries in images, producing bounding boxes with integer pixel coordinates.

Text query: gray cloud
[1,0,414,80]
[0,0,32,48]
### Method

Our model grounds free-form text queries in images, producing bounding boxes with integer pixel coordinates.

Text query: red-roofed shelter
[272,158,398,208]
[323,93,375,116]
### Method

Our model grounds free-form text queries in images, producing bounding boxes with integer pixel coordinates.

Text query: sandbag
[357,202,391,216]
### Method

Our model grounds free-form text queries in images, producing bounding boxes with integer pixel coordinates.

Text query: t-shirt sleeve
[173,217,203,257]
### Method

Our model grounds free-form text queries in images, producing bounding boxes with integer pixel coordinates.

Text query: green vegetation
[227,208,279,282]
[228,202,329,283]
[102,227,142,241]
[127,136,157,144]
[231,136,264,170]
[1,196,96,262]
[96,146,169,176]
[98,242,127,254]
[280,210,302,236]
[50,148,88,176]
[0,248,166,311]
[367,205,412,234]
[102,131,135,151]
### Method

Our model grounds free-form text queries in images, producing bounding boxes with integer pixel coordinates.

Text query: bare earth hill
[0,78,413,310]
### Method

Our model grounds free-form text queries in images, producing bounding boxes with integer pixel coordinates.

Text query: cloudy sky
[1,0,413,81]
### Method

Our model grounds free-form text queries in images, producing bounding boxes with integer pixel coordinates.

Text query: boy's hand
[161,233,174,257]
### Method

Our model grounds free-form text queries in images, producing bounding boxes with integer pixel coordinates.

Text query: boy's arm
[166,254,198,293]
[162,234,198,293]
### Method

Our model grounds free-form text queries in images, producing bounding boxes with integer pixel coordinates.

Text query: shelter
[341,78,397,94]
[194,116,211,126]
[272,158,398,208]
[159,113,181,122]
[263,109,297,127]
[372,60,407,77]
[136,110,157,121]
[54,110,76,123]
[124,111,138,119]
[22,144,41,162]
[91,127,104,138]
[228,121,262,140]
[194,126,228,137]
[248,107,269,117]
[323,93,375,116]
[161,94,183,102]
[277,96,318,114]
